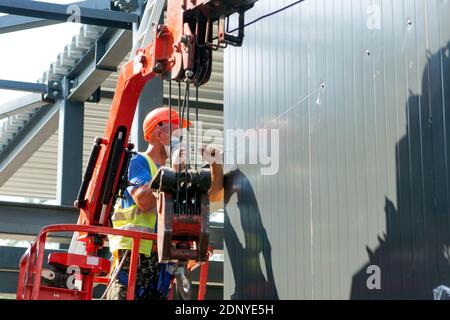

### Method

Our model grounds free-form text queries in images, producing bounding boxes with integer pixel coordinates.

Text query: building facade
[224,0,450,299]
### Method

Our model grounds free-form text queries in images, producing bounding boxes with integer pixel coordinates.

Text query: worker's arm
[131,184,157,212]
[201,145,224,203]
[209,163,224,202]
[126,154,157,212]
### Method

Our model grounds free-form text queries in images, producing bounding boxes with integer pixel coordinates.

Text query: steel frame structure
[0,0,224,193]
[0,0,229,300]
[0,0,144,201]
[0,0,112,34]
[0,0,138,30]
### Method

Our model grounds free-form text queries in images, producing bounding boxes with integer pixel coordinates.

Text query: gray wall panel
[224,0,450,300]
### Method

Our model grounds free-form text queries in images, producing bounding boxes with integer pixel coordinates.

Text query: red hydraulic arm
[74,0,258,230]
[74,33,171,228]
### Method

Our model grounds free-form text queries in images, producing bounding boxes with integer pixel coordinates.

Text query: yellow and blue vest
[109,153,158,257]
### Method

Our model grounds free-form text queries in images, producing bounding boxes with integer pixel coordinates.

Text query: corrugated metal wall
[223,0,450,300]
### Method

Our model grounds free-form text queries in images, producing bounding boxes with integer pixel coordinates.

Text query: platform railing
[16,224,210,300]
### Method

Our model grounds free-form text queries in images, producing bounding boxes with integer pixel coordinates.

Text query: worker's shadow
[223,168,279,300]
[350,42,450,299]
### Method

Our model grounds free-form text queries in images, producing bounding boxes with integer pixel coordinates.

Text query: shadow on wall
[351,42,450,299]
[223,169,279,300]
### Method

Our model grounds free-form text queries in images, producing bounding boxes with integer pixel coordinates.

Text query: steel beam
[0,104,59,187]
[0,246,64,270]
[66,0,145,102]
[0,80,47,94]
[0,0,111,34]
[0,0,138,30]
[67,28,132,102]
[0,14,59,34]
[132,79,164,151]
[0,94,50,120]
[130,1,164,151]
[56,95,84,206]
[130,0,166,57]
[0,201,78,236]
[209,223,224,250]
[0,272,19,296]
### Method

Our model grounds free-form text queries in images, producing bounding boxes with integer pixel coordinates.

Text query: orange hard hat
[143,107,191,142]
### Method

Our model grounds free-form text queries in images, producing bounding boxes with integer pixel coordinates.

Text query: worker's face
[155,122,179,147]
[151,123,183,162]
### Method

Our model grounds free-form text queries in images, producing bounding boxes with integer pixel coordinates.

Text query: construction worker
[107,106,223,300]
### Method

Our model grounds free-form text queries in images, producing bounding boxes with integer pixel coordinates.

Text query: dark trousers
[107,249,164,300]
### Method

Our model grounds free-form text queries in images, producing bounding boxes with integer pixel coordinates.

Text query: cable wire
[186,83,190,170]
[176,82,183,210]
[228,0,305,34]
[100,250,129,300]
[169,79,172,167]
[185,83,190,214]
[195,85,199,170]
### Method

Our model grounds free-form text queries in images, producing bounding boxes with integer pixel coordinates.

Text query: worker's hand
[171,146,187,171]
[200,144,223,165]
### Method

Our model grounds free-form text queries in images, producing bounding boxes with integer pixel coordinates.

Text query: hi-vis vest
[108,153,158,257]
